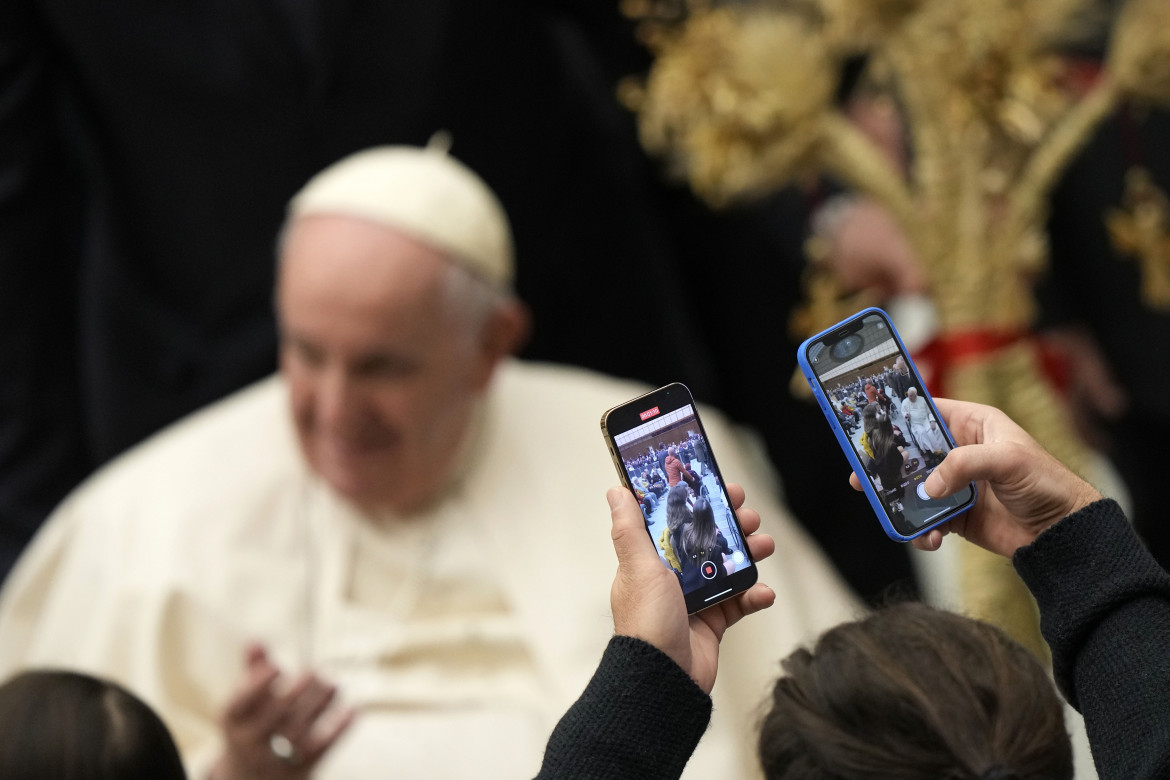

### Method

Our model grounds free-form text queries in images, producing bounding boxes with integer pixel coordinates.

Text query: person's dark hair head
[861,403,880,432]
[681,496,719,562]
[869,409,897,455]
[758,603,1072,780]
[665,485,692,533]
[690,497,715,532]
[0,670,187,780]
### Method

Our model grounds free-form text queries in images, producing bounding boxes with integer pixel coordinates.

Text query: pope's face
[277,215,492,513]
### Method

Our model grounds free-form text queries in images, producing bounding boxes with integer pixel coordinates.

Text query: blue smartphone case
[796,307,975,542]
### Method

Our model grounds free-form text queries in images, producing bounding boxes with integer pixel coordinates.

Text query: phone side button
[604,445,626,480]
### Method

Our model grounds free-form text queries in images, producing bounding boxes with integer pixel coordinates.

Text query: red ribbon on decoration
[913,329,1069,399]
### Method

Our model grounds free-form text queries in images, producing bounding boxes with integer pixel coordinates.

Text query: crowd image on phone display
[800,309,974,540]
[602,384,758,611]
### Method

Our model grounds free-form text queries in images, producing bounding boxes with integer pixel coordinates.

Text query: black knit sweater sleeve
[535,635,713,779]
[1013,498,1170,780]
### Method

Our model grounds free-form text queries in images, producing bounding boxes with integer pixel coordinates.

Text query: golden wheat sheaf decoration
[627,0,1170,659]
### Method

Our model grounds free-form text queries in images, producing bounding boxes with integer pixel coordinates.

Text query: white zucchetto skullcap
[288,135,514,287]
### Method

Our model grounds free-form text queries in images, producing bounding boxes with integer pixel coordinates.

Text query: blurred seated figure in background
[0,144,856,779]
[633,470,660,514]
[835,403,859,435]
[645,468,667,498]
[0,669,187,780]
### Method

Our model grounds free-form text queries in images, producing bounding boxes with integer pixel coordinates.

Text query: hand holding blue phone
[851,397,1102,556]
[798,308,976,541]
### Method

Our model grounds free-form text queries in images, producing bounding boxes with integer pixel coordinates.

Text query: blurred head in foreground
[759,602,1072,780]
[0,669,187,780]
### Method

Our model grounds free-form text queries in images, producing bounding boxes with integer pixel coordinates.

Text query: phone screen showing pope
[600,383,757,614]
[798,308,975,541]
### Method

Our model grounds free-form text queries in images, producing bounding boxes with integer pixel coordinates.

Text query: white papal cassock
[0,359,858,779]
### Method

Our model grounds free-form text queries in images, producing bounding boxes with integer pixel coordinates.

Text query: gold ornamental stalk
[626,0,1170,657]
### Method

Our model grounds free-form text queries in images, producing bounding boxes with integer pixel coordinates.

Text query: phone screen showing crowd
[805,311,974,536]
[604,388,757,612]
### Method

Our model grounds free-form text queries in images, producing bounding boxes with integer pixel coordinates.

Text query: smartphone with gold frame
[601,383,758,613]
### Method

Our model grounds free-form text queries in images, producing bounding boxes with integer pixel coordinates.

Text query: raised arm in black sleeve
[536,636,712,780]
[1014,498,1170,780]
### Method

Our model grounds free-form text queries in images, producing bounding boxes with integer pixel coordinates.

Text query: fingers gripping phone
[601,383,758,613]
[797,307,976,542]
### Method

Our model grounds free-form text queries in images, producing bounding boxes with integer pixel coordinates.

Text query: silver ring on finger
[269,733,302,766]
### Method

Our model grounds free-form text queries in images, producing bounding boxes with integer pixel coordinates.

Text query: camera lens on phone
[829,333,863,361]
